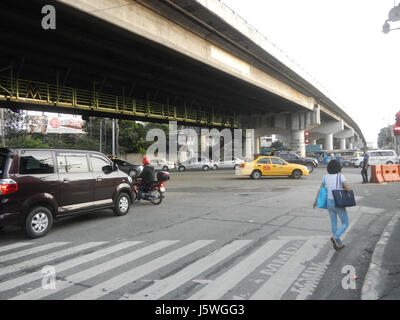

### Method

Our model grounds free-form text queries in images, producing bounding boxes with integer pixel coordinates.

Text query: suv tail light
[0,179,18,195]
[240,163,245,168]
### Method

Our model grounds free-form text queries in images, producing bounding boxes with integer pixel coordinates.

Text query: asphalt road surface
[0,167,399,300]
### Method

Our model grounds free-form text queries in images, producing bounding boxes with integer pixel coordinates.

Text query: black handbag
[332,174,356,207]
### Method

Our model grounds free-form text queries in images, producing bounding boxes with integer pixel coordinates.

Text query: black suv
[272,151,319,173]
[0,148,134,238]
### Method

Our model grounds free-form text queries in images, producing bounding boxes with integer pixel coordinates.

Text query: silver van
[358,149,398,167]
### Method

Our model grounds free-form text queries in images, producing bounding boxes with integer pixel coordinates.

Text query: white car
[368,150,398,166]
[214,157,244,169]
[353,150,398,167]
[177,157,215,171]
[150,159,175,171]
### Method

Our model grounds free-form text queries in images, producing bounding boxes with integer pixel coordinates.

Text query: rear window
[19,150,54,175]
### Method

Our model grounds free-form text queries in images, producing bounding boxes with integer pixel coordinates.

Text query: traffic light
[305,131,310,144]
[395,112,400,136]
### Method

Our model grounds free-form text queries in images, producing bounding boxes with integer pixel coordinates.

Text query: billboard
[26,112,84,134]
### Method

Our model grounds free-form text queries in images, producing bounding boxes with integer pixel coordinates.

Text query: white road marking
[67,240,214,300]
[0,243,33,253]
[188,240,289,300]
[0,242,106,278]
[250,238,325,300]
[10,241,174,300]
[1,241,141,294]
[122,240,252,300]
[0,242,68,263]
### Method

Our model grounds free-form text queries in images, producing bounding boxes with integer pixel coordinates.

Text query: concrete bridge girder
[58,0,315,112]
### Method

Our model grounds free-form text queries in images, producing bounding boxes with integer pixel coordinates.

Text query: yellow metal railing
[0,76,239,128]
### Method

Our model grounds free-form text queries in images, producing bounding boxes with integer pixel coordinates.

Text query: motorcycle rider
[137,157,155,201]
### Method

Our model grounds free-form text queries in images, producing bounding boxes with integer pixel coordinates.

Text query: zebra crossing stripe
[66,240,215,300]
[1,241,142,294]
[0,242,107,278]
[10,240,177,300]
[122,240,253,300]
[188,239,289,300]
[0,243,33,254]
[249,238,325,300]
[0,242,69,263]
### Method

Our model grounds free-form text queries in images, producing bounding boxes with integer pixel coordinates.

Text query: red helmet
[143,157,150,165]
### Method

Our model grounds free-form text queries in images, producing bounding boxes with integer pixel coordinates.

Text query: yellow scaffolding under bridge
[0,76,239,128]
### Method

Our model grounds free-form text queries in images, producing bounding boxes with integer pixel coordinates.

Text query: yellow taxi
[238,156,309,179]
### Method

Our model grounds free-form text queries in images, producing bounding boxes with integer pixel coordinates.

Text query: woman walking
[313,160,352,250]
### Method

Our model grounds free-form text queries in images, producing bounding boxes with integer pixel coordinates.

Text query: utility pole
[99,119,102,153]
[112,118,116,156]
[0,108,5,147]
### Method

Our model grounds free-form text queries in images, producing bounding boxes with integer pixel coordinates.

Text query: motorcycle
[133,171,169,205]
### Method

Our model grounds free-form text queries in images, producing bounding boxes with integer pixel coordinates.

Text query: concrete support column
[340,138,346,150]
[349,136,355,149]
[325,133,333,150]
[254,136,260,155]
[291,129,305,157]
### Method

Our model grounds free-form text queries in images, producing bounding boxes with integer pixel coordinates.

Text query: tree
[377,126,394,149]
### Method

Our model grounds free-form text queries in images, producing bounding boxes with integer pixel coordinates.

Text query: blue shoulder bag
[317,176,328,209]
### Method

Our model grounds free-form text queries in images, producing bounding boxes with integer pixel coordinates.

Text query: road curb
[361,211,400,300]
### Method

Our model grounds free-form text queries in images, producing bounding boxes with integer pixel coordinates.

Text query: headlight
[128,176,133,184]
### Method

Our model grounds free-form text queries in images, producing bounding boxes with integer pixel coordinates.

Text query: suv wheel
[386,161,393,164]
[178,166,185,172]
[162,166,169,171]
[24,206,53,239]
[114,192,131,216]
[202,165,209,171]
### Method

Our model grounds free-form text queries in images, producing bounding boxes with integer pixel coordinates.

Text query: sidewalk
[361,211,400,299]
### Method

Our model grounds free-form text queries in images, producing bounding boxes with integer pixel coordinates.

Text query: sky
[222,0,400,147]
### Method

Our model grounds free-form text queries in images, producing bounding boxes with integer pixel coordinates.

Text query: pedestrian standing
[361,148,370,183]
[313,160,352,250]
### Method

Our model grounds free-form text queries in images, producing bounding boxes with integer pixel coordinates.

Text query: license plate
[160,187,166,192]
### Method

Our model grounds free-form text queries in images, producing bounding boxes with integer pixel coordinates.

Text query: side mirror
[102,165,113,174]
[112,162,119,171]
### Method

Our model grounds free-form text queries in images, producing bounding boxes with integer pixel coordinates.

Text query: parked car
[0,148,134,238]
[214,157,244,170]
[350,152,364,167]
[150,159,175,171]
[110,158,143,178]
[177,157,214,171]
[239,156,309,179]
[339,157,353,167]
[272,151,318,173]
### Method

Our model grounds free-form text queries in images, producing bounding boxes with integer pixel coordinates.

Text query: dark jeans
[137,184,147,200]
[361,167,368,183]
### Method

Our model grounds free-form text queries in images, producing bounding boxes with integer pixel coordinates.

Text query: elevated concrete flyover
[0,0,365,154]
